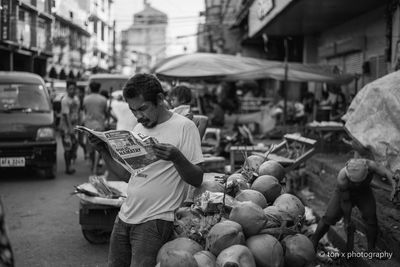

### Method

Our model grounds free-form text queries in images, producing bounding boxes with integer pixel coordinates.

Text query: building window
[101,22,104,41]
[93,20,97,34]
[36,0,49,13]
[18,10,25,21]
[17,10,31,46]
[37,18,47,49]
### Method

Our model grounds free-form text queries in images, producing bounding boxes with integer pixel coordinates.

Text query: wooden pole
[283,38,289,127]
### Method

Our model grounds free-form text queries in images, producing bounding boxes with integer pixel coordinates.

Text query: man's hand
[152,143,180,162]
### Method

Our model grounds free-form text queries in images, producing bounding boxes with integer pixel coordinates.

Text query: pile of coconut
[157,155,316,267]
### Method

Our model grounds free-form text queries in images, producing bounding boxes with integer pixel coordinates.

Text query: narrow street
[0,136,109,267]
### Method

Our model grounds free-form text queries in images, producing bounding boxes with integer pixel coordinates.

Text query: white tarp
[342,70,400,171]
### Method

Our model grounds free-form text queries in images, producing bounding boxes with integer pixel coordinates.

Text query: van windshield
[0,84,51,112]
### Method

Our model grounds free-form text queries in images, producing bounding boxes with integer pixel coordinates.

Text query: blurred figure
[169,85,193,119]
[60,80,80,174]
[83,82,107,175]
[0,197,14,267]
[76,85,87,158]
[111,91,138,130]
[208,96,225,127]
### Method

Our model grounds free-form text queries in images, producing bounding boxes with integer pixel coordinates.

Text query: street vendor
[311,158,398,253]
[169,84,193,119]
[88,73,204,267]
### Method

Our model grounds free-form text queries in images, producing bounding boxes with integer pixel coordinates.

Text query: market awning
[224,62,356,84]
[151,52,280,79]
[152,52,356,84]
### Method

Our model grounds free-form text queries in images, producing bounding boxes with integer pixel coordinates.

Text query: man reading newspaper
[87,73,204,267]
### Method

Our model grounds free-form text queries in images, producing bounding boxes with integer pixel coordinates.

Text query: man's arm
[366,160,397,200]
[337,169,352,225]
[152,143,203,187]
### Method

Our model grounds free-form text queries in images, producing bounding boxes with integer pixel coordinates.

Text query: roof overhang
[249,0,384,37]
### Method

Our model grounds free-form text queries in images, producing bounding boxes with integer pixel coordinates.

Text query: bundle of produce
[194,191,236,214]
[173,206,222,247]
[73,176,125,199]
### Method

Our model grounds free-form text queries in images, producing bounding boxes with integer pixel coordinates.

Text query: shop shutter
[344,52,363,74]
[368,55,388,80]
[326,57,344,72]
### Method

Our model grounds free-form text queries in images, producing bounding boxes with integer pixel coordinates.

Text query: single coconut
[251,175,282,203]
[273,193,305,223]
[157,250,198,267]
[246,234,284,267]
[206,220,245,256]
[245,155,265,172]
[258,160,285,182]
[229,201,267,237]
[281,234,315,267]
[263,206,292,228]
[156,237,202,264]
[194,250,216,267]
[216,245,256,267]
[235,189,268,208]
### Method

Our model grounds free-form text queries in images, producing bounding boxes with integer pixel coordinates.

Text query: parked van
[0,72,57,178]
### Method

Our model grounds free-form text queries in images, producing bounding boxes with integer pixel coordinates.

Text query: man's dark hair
[66,80,76,88]
[123,73,163,105]
[89,81,101,93]
[169,85,192,105]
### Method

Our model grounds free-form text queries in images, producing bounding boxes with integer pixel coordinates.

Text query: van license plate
[0,157,26,167]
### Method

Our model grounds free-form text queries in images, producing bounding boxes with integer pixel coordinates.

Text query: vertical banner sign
[1,0,11,40]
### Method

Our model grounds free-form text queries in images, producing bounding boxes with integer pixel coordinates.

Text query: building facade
[120,1,167,75]
[84,0,116,74]
[0,0,53,77]
[242,0,395,94]
[47,0,90,80]
[197,0,242,55]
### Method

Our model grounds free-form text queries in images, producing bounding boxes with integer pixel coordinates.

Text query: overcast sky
[114,0,205,56]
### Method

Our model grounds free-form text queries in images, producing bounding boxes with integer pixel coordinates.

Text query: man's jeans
[108,216,174,267]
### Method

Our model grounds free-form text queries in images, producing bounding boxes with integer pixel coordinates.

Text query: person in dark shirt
[311,158,398,252]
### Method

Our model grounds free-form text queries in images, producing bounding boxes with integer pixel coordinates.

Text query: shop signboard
[257,0,274,20]
[1,0,11,40]
[248,0,293,38]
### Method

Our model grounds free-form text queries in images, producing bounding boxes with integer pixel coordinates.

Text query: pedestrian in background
[83,82,108,175]
[88,73,204,267]
[169,85,193,119]
[60,80,80,174]
[110,91,138,131]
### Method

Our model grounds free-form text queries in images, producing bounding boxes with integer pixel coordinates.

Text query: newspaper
[75,125,159,175]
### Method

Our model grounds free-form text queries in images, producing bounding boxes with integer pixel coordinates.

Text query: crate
[202,156,226,172]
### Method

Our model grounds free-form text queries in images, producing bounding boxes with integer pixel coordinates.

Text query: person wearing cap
[311,158,398,252]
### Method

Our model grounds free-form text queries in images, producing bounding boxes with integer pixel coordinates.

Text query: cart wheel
[82,229,111,244]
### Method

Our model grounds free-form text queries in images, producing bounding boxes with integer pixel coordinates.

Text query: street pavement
[0,136,109,267]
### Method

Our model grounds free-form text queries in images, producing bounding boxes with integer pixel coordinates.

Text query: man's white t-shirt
[118,113,204,224]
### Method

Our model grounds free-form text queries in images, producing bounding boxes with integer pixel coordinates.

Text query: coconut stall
[155,143,323,267]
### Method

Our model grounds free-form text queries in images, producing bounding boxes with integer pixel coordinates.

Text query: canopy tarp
[342,70,400,171]
[224,62,356,84]
[152,53,281,79]
[152,52,356,84]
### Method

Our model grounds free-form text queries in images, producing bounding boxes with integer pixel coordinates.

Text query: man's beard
[139,119,156,128]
